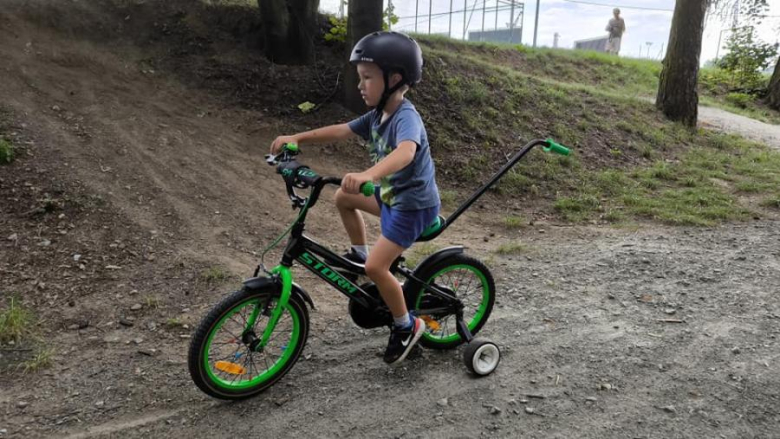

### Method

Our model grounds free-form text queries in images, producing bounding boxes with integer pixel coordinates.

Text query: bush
[725,92,754,108]
[717,26,778,91]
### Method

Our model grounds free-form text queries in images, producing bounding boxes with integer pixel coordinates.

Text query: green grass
[550,132,779,225]
[201,266,230,283]
[0,138,14,164]
[0,297,34,343]
[503,215,528,228]
[439,189,458,210]
[494,241,532,254]
[144,295,160,309]
[166,317,184,328]
[22,347,54,373]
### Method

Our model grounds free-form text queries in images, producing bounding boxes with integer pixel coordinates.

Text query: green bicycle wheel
[407,254,495,350]
[188,288,309,400]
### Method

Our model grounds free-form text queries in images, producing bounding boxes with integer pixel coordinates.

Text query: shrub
[725,92,753,108]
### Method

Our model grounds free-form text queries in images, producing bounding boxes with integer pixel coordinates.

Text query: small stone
[661,405,676,414]
[1,428,8,435]
[67,324,79,330]
[106,265,121,270]
[524,407,535,414]
[95,401,105,408]
[599,383,612,391]
[132,338,143,345]
[130,304,142,311]
[38,239,51,247]
[664,308,676,315]
[17,401,29,408]
[119,319,134,327]
[103,336,120,343]
[138,349,157,356]
[437,398,448,407]
[490,406,502,415]
[73,254,81,262]
[7,234,17,241]
[732,347,741,355]
[585,397,597,402]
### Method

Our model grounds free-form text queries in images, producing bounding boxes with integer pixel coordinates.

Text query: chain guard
[348,283,392,329]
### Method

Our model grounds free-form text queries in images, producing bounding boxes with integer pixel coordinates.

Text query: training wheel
[463,338,501,376]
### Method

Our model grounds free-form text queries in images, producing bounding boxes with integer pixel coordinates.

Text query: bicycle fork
[243,266,293,352]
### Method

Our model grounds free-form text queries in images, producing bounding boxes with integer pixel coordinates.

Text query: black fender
[411,246,464,274]
[242,277,316,310]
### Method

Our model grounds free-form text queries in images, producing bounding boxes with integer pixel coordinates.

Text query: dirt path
[699,106,780,150]
[39,222,780,439]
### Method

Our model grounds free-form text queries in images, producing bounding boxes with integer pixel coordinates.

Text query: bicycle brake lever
[265,154,278,165]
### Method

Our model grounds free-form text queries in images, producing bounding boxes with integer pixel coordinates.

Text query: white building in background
[574,36,609,52]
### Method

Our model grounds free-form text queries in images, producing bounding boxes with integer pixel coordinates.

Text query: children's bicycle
[188,138,570,400]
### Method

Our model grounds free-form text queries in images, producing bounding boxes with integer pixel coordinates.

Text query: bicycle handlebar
[266,143,374,209]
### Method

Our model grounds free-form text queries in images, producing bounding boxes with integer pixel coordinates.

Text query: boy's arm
[341,141,417,194]
[270,123,356,153]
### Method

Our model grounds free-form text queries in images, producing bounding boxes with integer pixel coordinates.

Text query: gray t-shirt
[348,100,440,211]
[606,17,626,38]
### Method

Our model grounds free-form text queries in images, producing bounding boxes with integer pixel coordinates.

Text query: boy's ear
[388,72,404,88]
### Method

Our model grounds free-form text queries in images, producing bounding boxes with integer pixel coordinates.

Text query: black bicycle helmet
[349,31,423,112]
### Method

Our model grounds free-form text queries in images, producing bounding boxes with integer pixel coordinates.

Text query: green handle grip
[360,181,375,197]
[283,143,299,153]
[543,138,571,156]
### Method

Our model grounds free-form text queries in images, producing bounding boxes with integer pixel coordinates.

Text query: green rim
[203,297,300,390]
[414,264,490,344]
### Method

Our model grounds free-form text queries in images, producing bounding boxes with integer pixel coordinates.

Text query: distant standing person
[605,8,626,56]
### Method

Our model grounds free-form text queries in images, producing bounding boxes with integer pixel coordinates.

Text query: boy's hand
[270,136,299,154]
[342,172,373,195]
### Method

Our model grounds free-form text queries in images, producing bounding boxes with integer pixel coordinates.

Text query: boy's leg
[365,236,426,365]
[334,188,380,247]
[364,236,407,317]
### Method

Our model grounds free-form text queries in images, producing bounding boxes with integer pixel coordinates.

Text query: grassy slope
[409,36,780,225]
[419,37,780,124]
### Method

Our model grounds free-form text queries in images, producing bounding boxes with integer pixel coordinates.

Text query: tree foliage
[717,26,778,91]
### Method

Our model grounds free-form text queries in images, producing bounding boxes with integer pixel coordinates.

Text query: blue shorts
[375,188,440,249]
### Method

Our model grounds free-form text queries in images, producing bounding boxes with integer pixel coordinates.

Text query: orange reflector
[420,315,440,331]
[215,361,247,375]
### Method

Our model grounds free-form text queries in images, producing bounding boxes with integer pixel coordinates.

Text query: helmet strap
[375,71,406,115]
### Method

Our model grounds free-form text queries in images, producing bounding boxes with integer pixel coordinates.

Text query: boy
[269,31,441,365]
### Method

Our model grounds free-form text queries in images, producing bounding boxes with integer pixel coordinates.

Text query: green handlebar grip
[283,143,299,152]
[360,181,375,197]
[543,138,571,156]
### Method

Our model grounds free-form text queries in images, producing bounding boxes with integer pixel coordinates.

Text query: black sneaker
[383,317,426,365]
[334,249,366,274]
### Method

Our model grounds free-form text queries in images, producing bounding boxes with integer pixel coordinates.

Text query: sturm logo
[299,252,357,294]
[360,57,374,62]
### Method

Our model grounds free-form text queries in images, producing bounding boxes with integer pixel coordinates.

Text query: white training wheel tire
[463,338,500,376]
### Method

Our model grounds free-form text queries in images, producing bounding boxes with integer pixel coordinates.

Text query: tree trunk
[768,58,780,110]
[344,0,384,114]
[257,0,319,65]
[656,0,709,127]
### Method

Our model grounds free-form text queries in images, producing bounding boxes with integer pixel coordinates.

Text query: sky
[319,0,780,63]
